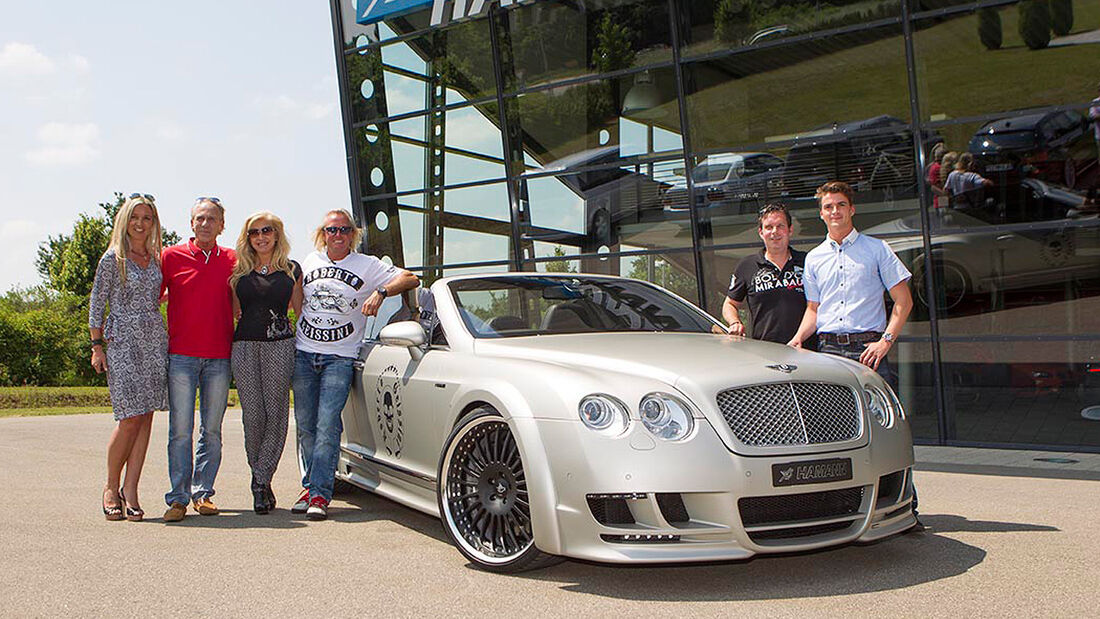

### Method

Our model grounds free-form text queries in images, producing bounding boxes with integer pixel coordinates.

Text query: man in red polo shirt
[160,197,236,522]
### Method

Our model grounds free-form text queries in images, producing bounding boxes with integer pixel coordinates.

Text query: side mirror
[379,321,427,361]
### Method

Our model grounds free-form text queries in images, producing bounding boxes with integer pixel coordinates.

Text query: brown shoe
[193,497,219,515]
[163,502,187,522]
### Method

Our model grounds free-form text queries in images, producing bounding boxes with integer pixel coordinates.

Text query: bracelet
[91,338,105,349]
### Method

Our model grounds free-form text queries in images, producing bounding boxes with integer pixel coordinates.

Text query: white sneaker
[291,489,310,514]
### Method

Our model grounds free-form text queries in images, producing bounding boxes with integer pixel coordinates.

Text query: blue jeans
[818,340,897,391]
[292,351,355,503]
[165,355,231,506]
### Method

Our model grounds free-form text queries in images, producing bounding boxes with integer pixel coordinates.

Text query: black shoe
[264,484,276,512]
[251,477,270,515]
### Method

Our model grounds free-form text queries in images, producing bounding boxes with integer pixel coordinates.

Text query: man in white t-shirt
[291,209,419,520]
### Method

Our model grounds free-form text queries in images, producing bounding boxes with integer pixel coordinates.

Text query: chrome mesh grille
[716,382,860,447]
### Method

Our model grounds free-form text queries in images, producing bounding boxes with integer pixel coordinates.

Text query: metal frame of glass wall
[328,0,1100,452]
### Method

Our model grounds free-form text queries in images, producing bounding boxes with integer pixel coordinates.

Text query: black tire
[437,406,561,572]
[915,258,969,312]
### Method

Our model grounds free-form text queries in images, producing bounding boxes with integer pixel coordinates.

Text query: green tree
[544,246,577,273]
[626,255,697,300]
[591,13,636,74]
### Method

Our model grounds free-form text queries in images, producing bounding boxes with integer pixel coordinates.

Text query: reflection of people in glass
[1090,81,1100,165]
[945,153,993,211]
[787,182,912,389]
[926,143,947,209]
[723,204,816,350]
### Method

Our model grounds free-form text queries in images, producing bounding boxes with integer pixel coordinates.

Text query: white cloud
[24,122,101,166]
[0,42,55,76]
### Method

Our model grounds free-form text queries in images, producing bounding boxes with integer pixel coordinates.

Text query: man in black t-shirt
[723,203,816,350]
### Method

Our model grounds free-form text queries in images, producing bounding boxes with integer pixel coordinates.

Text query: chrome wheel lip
[440,416,534,565]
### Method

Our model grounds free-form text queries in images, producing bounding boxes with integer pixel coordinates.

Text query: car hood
[473,332,863,394]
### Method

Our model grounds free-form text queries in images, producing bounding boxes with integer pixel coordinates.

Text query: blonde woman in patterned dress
[229,212,302,513]
[89,193,169,521]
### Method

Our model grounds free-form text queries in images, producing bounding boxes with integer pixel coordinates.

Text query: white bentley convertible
[338,274,916,571]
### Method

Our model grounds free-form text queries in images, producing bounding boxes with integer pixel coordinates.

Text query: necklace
[259,264,270,275]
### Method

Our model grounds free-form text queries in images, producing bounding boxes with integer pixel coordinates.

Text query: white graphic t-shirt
[296,250,399,358]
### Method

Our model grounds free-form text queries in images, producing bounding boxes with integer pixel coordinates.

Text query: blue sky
[0,1,350,292]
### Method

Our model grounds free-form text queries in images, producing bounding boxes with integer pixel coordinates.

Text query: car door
[355,321,455,484]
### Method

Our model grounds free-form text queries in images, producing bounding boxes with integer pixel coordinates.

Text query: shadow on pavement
[485,515,1037,601]
[152,508,309,529]
[333,489,449,544]
[920,513,1059,534]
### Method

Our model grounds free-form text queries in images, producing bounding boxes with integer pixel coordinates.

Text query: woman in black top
[230,211,303,513]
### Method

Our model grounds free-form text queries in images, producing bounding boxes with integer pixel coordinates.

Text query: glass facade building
[327,0,1100,452]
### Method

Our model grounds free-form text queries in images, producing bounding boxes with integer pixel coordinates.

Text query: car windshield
[973,129,1037,151]
[692,162,732,183]
[448,276,720,338]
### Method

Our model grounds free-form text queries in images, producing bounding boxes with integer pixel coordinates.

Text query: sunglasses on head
[129,193,155,202]
[324,225,354,235]
[195,196,222,205]
[247,225,275,238]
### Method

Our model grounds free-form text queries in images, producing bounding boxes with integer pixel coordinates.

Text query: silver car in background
[338,274,917,571]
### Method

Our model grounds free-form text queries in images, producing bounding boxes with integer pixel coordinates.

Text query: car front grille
[716,382,861,447]
[739,486,865,527]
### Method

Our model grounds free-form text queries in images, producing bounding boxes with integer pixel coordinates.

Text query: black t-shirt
[727,249,817,350]
[234,261,302,342]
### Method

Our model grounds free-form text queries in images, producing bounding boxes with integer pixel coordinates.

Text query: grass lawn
[0,386,249,418]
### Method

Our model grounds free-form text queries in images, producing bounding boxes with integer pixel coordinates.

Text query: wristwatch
[882,332,895,343]
[375,285,388,298]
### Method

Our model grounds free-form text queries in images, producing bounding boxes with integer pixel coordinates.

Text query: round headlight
[863,385,894,428]
[578,395,630,436]
[638,393,694,441]
[884,384,906,420]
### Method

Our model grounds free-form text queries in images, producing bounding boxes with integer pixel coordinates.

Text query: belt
[819,332,882,345]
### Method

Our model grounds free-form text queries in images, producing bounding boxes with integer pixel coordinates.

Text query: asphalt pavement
[1,412,1096,618]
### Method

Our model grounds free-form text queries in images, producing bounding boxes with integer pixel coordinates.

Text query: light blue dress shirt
[803,229,911,334]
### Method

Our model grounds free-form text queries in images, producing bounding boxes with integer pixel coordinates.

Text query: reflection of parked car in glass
[780,115,942,201]
[865,179,1098,311]
[526,146,671,249]
[661,152,785,213]
[968,110,1090,188]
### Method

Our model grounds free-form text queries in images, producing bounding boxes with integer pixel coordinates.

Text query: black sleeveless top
[233,261,302,342]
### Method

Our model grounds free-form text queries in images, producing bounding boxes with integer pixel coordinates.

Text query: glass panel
[511,67,683,173]
[519,158,693,254]
[682,24,911,152]
[695,132,931,248]
[678,0,902,60]
[495,0,673,93]
[443,182,511,222]
[913,2,1100,120]
[442,227,511,266]
[943,345,1100,449]
[346,18,497,125]
[357,105,508,194]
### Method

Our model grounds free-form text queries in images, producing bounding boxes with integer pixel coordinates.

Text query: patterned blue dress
[88,250,168,420]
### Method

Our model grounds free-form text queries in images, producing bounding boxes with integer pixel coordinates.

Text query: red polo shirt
[161,239,236,358]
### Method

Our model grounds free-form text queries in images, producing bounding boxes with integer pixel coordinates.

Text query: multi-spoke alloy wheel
[438,407,557,572]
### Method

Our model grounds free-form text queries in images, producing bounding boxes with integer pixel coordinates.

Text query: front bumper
[513,416,915,564]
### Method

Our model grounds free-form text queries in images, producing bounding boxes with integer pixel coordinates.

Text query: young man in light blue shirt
[787,181,913,389]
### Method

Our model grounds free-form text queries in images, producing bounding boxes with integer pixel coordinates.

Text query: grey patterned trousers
[231,338,295,485]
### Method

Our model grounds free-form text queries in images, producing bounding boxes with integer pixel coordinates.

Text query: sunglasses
[195,196,222,205]
[248,225,275,238]
[324,225,354,235]
[129,193,156,202]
